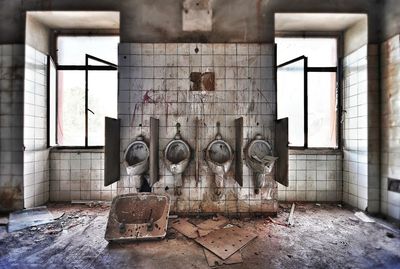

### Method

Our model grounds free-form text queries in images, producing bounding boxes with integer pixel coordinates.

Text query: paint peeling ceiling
[275,13,366,32]
[27,11,119,29]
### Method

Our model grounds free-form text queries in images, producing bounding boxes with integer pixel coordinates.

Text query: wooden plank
[235,117,243,186]
[195,117,200,186]
[104,117,120,187]
[275,117,289,186]
[195,227,257,260]
[171,218,198,239]
[287,203,295,226]
[149,117,159,186]
[203,248,243,267]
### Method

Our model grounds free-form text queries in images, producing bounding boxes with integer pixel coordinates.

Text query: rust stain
[143,90,155,104]
[0,188,23,211]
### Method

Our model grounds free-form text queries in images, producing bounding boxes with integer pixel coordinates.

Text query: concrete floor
[0,203,399,269]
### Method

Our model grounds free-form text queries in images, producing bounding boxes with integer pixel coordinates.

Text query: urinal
[164,123,191,196]
[245,134,278,194]
[123,135,150,190]
[205,122,234,196]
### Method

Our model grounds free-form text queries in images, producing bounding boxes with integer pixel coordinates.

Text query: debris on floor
[354,212,375,223]
[171,216,257,267]
[203,248,243,267]
[8,206,57,232]
[195,226,257,260]
[171,218,199,239]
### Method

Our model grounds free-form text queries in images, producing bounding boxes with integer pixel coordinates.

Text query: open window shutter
[149,117,159,186]
[275,117,289,187]
[235,117,243,187]
[104,117,120,186]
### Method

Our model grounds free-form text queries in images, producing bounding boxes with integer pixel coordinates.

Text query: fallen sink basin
[105,193,170,242]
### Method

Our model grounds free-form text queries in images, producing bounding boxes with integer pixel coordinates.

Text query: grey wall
[25,15,50,54]
[344,18,368,56]
[0,0,383,44]
[381,0,400,40]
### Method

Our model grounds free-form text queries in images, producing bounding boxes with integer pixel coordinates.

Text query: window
[54,36,119,147]
[276,37,338,148]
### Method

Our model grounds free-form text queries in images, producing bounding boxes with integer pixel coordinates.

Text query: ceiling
[27,11,119,29]
[275,13,367,32]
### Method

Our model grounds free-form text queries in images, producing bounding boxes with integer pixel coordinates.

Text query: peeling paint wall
[0,0,383,44]
[118,43,277,214]
[380,35,400,220]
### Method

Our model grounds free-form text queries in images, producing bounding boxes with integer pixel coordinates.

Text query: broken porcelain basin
[105,193,170,242]
[164,133,191,195]
[123,135,149,176]
[205,133,233,196]
[245,134,278,193]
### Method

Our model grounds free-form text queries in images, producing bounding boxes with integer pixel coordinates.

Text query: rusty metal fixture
[105,193,170,242]
[245,134,278,194]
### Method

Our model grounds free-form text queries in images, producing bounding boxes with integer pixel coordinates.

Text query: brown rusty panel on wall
[104,117,120,187]
[235,117,243,186]
[202,72,215,91]
[149,117,159,186]
[275,118,288,187]
[190,72,214,91]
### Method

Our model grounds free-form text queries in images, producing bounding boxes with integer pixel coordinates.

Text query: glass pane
[57,71,85,146]
[277,59,305,147]
[49,57,57,146]
[88,71,118,146]
[308,72,337,148]
[276,38,337,67]
[57,36,119,65]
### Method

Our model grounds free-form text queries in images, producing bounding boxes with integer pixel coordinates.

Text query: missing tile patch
[388,178,400,193]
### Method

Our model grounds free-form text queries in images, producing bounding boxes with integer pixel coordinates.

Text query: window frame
[51,34,118,149]
[275,34,342,150]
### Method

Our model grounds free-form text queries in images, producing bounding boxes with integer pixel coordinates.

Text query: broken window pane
[88,70,118,146]
[57,71,85,146]
[308,72,337,147]
[277,59,305,147]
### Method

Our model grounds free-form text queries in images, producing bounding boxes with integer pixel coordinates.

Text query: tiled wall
[118,43,277,214]
[278,154,342,202]
[23,45,49,208]
[49,151,115,201]
[342,44,380,213]
[342,45,369,210]
[381,35,400,220]
[0,44,25,211]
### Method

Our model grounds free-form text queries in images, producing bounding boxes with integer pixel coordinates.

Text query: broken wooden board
[8,206,55,232]
[196,216,229,231]
[171,218,198,239]
[0,215,9,225]
[203,248,243,267]
[287,203,295,226]
[195,227,257,260]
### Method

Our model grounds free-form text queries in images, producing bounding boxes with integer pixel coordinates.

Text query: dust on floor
[0,203,399,269]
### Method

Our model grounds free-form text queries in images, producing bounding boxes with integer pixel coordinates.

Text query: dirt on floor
[0,203,399,269]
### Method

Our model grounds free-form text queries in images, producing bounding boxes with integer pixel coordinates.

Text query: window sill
[50,147,104,153]
[289,148,341,155]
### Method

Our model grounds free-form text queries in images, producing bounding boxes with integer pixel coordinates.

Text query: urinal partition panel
[104,117,120,187]
[275,117,289,187]
[149,117,159,186]
[235,117,243,186]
